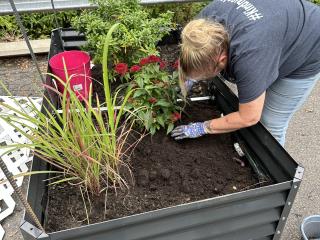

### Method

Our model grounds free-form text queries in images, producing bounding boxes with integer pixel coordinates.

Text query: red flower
[139,57,150,66]
[159,61,166,70]
[114,63,128,76]
[174,112,181,119]
[173,59,179,69]
[171,112,181,122]
[130,65,141,73]
[148,55,161,63]
[148,97,157,104]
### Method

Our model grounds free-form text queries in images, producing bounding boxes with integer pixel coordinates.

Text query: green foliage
[0,1,207,41]
[146,2,209,26]
[0,15,19,40]
[310,0,320,4]
[119,55,181,135]
[0,11,79,40]
[0,23,137,195]
[72,0,175,65]
[21,11,79,39]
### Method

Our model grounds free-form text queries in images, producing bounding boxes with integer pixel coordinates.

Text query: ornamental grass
[0,23,141,196]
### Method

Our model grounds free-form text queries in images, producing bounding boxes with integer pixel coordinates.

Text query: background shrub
[311,0,320,4]
[72,0,174,65]
[0,2,210,42]
[146,1,209,26]
[0,10,79,41]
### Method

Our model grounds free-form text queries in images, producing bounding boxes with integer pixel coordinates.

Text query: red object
[49,50,91,101]
[159,61,166,70]
[173,59,179,69]
[174,112,181,119]
[148,55,161,63]
[115,63,128,76]
[148,97,157,104]
[139,57,150,66]
[130,65,141,73]
[171,112,181,122]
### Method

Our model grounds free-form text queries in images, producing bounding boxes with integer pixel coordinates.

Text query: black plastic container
[20,28,303,240]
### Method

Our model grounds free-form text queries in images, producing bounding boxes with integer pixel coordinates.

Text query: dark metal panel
[135,209,281,240]
[24,155,48,224]
[63,41,86,49]
[60,29,85,42]
[208,224,275,240]
[211,78,299,182]
[46,183,291,240]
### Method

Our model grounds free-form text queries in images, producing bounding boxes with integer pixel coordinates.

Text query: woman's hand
[171,122,207,140]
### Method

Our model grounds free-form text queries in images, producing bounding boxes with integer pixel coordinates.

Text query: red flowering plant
[124,55,182,135]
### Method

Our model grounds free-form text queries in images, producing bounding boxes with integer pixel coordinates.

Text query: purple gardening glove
[171,122,207,140]
[185,79,197,93]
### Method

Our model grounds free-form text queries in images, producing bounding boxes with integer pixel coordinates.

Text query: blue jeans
[261,72,320,146]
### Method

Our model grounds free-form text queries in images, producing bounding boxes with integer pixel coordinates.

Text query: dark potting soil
[45,101,270,232]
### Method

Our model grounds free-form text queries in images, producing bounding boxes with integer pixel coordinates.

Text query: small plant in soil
[114,55,182,134]
[0,23,139,196]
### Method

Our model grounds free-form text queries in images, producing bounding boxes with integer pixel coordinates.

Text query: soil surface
[45,101,268,232]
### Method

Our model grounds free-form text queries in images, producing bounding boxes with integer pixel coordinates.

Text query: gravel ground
[0,55,47,97]
[0,55,319,240]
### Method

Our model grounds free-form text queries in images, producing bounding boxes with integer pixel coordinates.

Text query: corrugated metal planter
[20,28,304,240]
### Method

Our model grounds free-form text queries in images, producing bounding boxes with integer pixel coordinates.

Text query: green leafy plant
[0,23,139,196]
[72,0,175,65]
[311,0,320,4]
[146,2,209,26]
[22,11,80,39]
[0,15,19,40]
[114,55,181,135]
[0,11,79,41]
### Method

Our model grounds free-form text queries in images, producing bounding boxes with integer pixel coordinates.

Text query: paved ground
[0,55,47,97]
[0,55,319,240]
[281,79,320,240]
[0,55,47,240]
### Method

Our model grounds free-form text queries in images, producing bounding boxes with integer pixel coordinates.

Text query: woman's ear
[217,51,228,69]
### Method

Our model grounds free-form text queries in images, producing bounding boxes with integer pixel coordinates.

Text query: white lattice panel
[0,225,4,240]
[0,96,42,240]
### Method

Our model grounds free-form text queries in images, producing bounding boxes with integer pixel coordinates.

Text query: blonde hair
[179,19,229,94]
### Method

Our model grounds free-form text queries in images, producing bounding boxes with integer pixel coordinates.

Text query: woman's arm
[205,92,266,134]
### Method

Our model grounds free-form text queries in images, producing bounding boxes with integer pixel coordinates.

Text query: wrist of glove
[171,121,212,140]
[185,79,197,93]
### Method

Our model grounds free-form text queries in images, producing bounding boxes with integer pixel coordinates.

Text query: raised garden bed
[20,28,304,240]
[45,101,265,232]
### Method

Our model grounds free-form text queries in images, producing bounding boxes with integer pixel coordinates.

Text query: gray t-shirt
[198,0,320,103]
